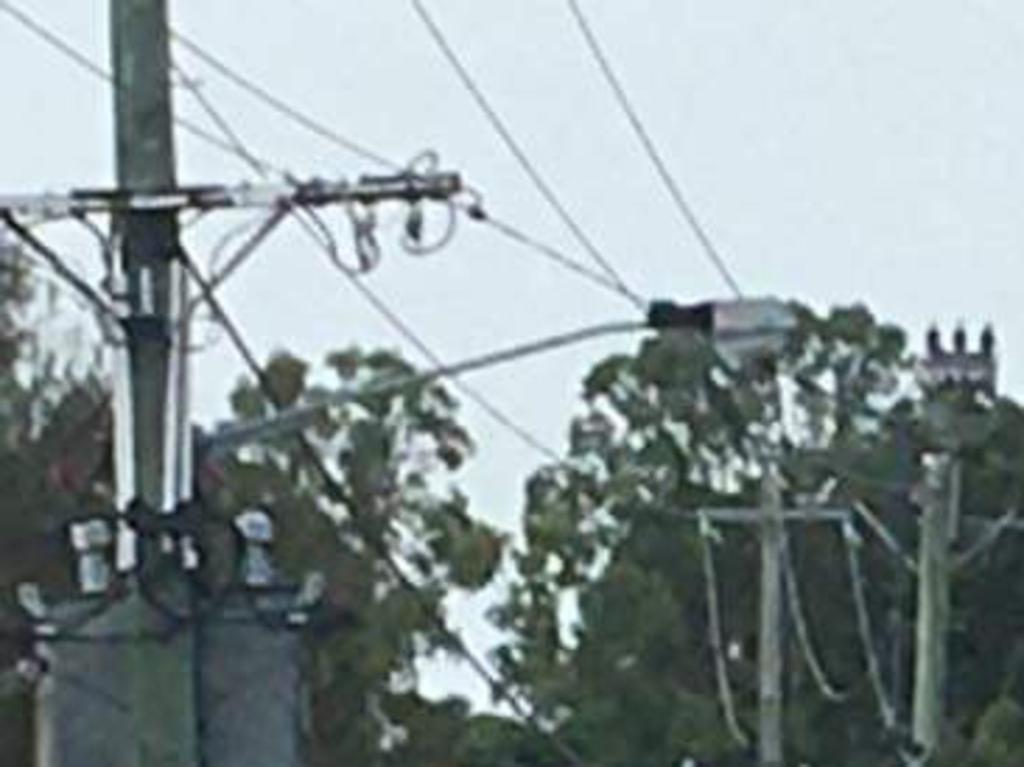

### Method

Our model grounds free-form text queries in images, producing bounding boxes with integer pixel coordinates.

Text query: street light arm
[202,319,647,455]
[201,296,797,455]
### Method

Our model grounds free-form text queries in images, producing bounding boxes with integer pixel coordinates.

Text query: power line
[170,59,272,177]
[1,1,563,466]
[177,247,591,767]
[319,245,562,461]
[0,0,288,177]
[781,528,846,702]
[410,0,643,308]
[696,515,750,748]
[841,518,898,731]
[170,50,562,464]
[0,213,116,325]
[565,0,743,298]
[167,22,642,308]
[171,29,399,172]
[461,203,641,303]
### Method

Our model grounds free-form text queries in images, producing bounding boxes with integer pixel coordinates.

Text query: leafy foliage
[209,346,506,767]
[495,303,1024,766]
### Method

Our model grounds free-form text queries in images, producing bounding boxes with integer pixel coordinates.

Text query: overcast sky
[3,0,1024,706]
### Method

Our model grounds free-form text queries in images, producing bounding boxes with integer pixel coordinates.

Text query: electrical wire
[780,527,847,702]
[178,61,564,461]
[171,20,641,307]
[171,29,399,171]
[565,0,743,297]
[0,213,116,326]
[173,51,561,466]
[852,502,917,574]
[410,0,643,308]
[2,0,575,491]
[696,514,750,747]
[170,58,271,177]
[177,247,592,767]
[841,518,898,731]
[321,247,562,461]
[459,201,643,303]
[954,506,1019,571]
[0,0,288,177]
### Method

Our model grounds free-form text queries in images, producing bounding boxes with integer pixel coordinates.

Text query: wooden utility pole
[109,0,198,765]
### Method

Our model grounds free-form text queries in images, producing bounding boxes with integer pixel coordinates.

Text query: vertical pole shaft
[759,464,785,767]
[110,2,197,765]
[912,453,954,755]
[111,0,179,511]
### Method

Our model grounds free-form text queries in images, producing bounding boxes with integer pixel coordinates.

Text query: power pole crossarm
[0,174,463,219]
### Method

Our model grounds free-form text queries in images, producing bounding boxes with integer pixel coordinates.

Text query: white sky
[3,0,1024,706]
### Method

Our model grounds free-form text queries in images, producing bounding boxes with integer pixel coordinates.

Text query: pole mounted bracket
[121,315,172,345]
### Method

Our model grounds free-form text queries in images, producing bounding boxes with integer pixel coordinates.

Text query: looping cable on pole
[780,528,847,703]
[697,513,751,748]
[841,518,898,731]
[411,0,644,309]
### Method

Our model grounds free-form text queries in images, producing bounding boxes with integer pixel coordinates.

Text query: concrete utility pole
[1,4,465,764]
[911,326,996,757]
[110,1,199,764]
[911,452,955,754]
[34,3,197,764]
[758,464,785,767]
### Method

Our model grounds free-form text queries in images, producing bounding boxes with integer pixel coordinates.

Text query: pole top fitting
[235,508,277,587]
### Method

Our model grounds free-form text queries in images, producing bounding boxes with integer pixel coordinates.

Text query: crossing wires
[565,0,744,298]
[167,47,562,461]
[177,247,591,767]
[169,24,638,309]
[410,0,644,309]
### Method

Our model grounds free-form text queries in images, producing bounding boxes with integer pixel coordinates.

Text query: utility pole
[758,464,785,767]
[911,452,954,754]
[35,2,199,766]
[653,299,799,767]
[696,505,854,767]
[911,325,996,757]
[110,1,199,765]
[2,4,462,766]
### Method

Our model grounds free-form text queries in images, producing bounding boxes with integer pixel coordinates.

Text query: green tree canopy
[493,303,1024,767]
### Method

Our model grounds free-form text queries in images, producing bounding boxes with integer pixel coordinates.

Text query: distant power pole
[911,325,997,756]
[758,463,785,767]
[697,503,853,767]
